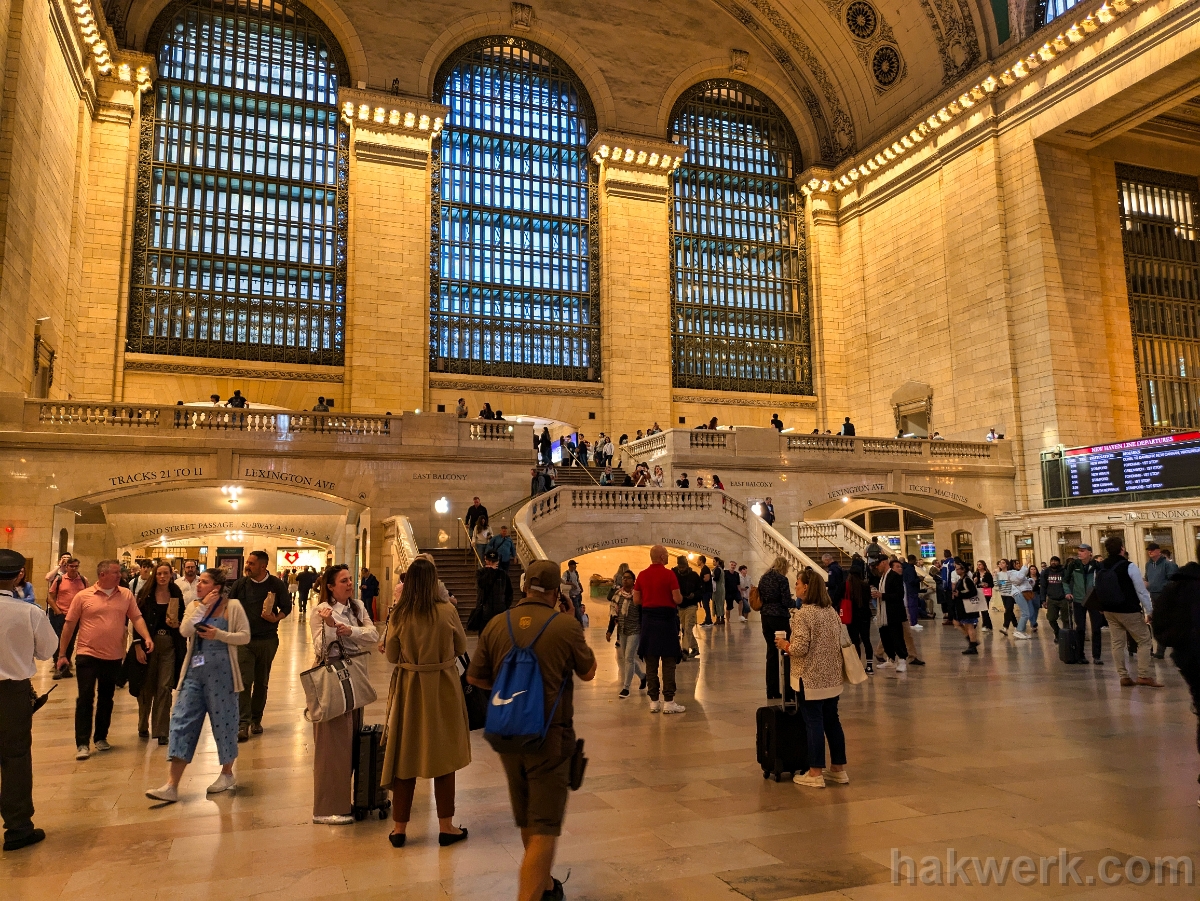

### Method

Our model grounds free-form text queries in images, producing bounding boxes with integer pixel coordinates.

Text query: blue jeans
[1017,595,1036,631]
[799,697,846,770]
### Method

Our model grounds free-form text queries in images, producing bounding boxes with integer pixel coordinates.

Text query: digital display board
[1064,431,1200,498]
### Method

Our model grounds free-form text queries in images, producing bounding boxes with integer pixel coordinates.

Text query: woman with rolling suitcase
[381,557,470,847]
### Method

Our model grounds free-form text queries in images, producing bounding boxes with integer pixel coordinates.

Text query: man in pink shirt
[47,558,87,680]
[57,560,154,760]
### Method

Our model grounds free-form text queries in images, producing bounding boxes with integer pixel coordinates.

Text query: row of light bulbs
[71,0,152,92]
[804,0,1147,197]
[342,101,444,134]
[592,145,682,170]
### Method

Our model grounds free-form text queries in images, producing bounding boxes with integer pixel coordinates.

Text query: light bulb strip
[338,89,448,138]
[801,0,1149,198]
[586,133,685,173]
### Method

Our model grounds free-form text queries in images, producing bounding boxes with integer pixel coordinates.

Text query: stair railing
[457,518,484,568]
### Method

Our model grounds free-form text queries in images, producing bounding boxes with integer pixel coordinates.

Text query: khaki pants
[679,606,698,655]
[1106,611,1153,679]
[138,633,176,739]
[312,708,358,817]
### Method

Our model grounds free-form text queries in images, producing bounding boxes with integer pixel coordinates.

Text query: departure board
[1064,431,1200,498]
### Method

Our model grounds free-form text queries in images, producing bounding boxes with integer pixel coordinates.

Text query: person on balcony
[225,390,248,408]
[675,472,690,488]
[761,498,776,527]
[478,403,495,420]
[539,427,552,465]
[650,465,665,488]
[600,467,614,486]
[771,413,784,431]
[839,417,855,436]
[455,397,468,418]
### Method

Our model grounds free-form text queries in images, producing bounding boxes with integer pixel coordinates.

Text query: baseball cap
[0,549,26,579]
[1078,543,1092,551]
[524,559,561,593]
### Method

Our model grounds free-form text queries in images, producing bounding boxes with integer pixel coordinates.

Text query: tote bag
[840,623,867,685]
[301,639,377,723]
[962,591,988,613]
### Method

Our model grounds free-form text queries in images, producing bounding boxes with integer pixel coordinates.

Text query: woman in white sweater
[146,567,249,803]
[775,577,849,789]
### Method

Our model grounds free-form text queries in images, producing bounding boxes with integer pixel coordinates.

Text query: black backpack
[1085,560,1138,614]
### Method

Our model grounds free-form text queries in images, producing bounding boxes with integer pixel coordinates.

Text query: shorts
[499,725,575,836]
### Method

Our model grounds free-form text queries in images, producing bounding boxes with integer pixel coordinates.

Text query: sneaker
[962,645,979,655]
[207,772,237,794]
[649,700,662,713]
[999,627,1008,635]
[250,722,263,735]
[94,739,112,752]
[146,783,178,803]
[864,662,874,675]
[76,745,90,760]
[2,828,46,852]
[661,701,686,715]
[895,660,907,673]
[618,688,630,699]
[792,773,825,789]
[237,726,249,743]
[824,769,850,784]
[1093,659,1104,665]
[639,676,647,691]
[702,623,713,629]
[912,624,924,631]
[1013,631,1030,640]
[739,616,747,623]
[312,815,354,826]
[876,659,892,669]
[1136,677,1165,688]
[909,658,926,666]
[138,730,149,739]
[52,669,64,680]
[542,876,567,901]
[979,626,992,632]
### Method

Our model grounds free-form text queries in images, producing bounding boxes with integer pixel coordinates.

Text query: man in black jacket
[823,553,845,609]
[464,497,488,536]
[228,551,291,741]
[1154,562,1200,806]
[674,556,703,660]
[470,551,512,633]
[871,558,908,672]
[296,566,317,616]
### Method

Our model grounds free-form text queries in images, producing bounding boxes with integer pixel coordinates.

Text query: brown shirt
[468,598,595,729]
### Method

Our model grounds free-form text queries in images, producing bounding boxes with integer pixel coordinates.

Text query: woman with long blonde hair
[381,557,470,848]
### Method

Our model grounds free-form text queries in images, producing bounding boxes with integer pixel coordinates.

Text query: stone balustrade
[793,518,872,556]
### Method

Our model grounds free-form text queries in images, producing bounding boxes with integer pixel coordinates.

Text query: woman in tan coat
[775,573,849,790]
[381,557,470,848]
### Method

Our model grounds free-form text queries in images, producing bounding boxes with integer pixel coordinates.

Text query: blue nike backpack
[484,610,566,754]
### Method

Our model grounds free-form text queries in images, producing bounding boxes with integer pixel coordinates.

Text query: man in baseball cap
[468,559,596,901]
[0,548,59,850]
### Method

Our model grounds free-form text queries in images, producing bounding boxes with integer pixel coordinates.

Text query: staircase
[553,464,627,486]
[792,519,873,570]
[793,543,855,570]
[423,547,524,630]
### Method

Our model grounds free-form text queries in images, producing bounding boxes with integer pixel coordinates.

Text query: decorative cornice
[123,359,345,383]
[799,0,1160,200]
[588,132,684,171]
[354,141,429,168]
[95,100,134,125]
[673,392,818,408]
[604,179,670,202]
[430,377,605,399]
[340,88,448,137]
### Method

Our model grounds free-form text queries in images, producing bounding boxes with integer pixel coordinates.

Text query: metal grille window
[1037,0,1083,25]
[431,37,599,382]
[1117,164,1200,434]
[127,0,349,365]
[670,81,811,395]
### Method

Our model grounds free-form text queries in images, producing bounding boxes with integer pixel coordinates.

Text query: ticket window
[952,531,974,568]
[1097,528,1126,556]
[1143,526,1175,563]
[1056,530,1082,563]
[1014,534,1034,567]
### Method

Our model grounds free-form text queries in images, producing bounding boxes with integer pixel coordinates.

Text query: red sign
[283,551,300,564]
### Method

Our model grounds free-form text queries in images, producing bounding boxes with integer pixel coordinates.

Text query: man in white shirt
[0,549,59,851]
[175,559,200,604]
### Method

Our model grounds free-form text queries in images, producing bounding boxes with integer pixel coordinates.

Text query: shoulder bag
[748,585,762,612]
[457,652,489,731]
[840,623,867,685]
[301,629,377,723]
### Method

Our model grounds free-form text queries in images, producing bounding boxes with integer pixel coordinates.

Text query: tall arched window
[670,81,811,395]
[432,37,599,382]
[1037,0,1083,25]
[127,0,349,365]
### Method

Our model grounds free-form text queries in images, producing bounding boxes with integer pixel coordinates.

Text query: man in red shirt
[633,545,685,714]
[47,558,87,679]
[57,560,154,760]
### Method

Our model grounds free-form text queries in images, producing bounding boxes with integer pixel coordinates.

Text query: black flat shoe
[438,827,468,847]
[388,832,406,848]
[3,828,45,851]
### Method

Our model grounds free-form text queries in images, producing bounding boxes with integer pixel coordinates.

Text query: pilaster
[342,89,447,414]
[588,132,683,434]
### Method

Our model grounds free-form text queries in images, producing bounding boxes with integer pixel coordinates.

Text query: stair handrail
[558,449,604,487]
[457,517,484,568]
[793,518,873,558]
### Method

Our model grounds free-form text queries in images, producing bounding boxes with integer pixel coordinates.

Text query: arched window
[432,37,599,382]
[670,80,811,395]
[127,0,349,365]
[1037,0,1083,26]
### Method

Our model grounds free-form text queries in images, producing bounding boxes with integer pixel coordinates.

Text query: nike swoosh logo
[491,690,527,706]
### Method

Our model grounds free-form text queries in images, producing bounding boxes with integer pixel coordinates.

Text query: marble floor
[4,613,1199,900]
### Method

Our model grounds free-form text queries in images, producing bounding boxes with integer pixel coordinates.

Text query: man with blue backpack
[468,559,596,901]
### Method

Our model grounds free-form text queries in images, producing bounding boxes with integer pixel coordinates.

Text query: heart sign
[284,551,300,564]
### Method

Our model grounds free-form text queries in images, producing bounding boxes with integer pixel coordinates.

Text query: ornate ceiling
[120,0,1011,164]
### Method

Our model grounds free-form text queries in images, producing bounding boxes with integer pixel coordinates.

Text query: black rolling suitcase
[352,723,392,820]
[756,649,807,782]
[1058,602,1085,665]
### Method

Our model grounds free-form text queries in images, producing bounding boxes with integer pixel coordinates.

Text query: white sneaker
[739,616,747,623]
[980,626,992,632]
[649,700,662,713]
[207,772,237,794]
[792,773,825,789]
[661,701,686,715]
[825,769,850,784]
[146,783,178,803]
[75,745,89,760]
[1013,630,1030,640]
[912,624,924,631]
[94,739,112,752]
[895,660,907,673]
[999,627,1008,635]
[876,659,893,669]
[312,814,354,825]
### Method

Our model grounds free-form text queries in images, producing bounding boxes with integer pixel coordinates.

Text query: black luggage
[352,723,392,821]
[1058,603,1085,665]
[755,649,807,782]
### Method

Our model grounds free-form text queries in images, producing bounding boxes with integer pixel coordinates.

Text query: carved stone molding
[672,393,817,408]
[123,360,345,383]
[730,48,749,73]
[588,132,684,171]
[430,377,604,398]
[511,2,533,30]
[354,142,429,168]
[95,101,134,126]
[605,179,670,202]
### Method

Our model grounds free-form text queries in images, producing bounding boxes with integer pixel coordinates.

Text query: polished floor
[4,612,1199,899]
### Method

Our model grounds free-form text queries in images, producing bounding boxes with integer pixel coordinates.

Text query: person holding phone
[146,567,249,804]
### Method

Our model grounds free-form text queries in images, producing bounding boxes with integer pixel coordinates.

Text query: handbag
[457,653,489,731]
[749,585,762,612]
[301,638,377,723]
[839,597,852,625]
[840,623,867,685]
[1021,589,1035,602]
[962,591,988,613]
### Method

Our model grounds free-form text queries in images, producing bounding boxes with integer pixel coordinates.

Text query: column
[588,134,680,434]
[342,91,447,414]
[799,167,842,428]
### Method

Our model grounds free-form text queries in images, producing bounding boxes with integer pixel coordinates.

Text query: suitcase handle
[776,633,799,713]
